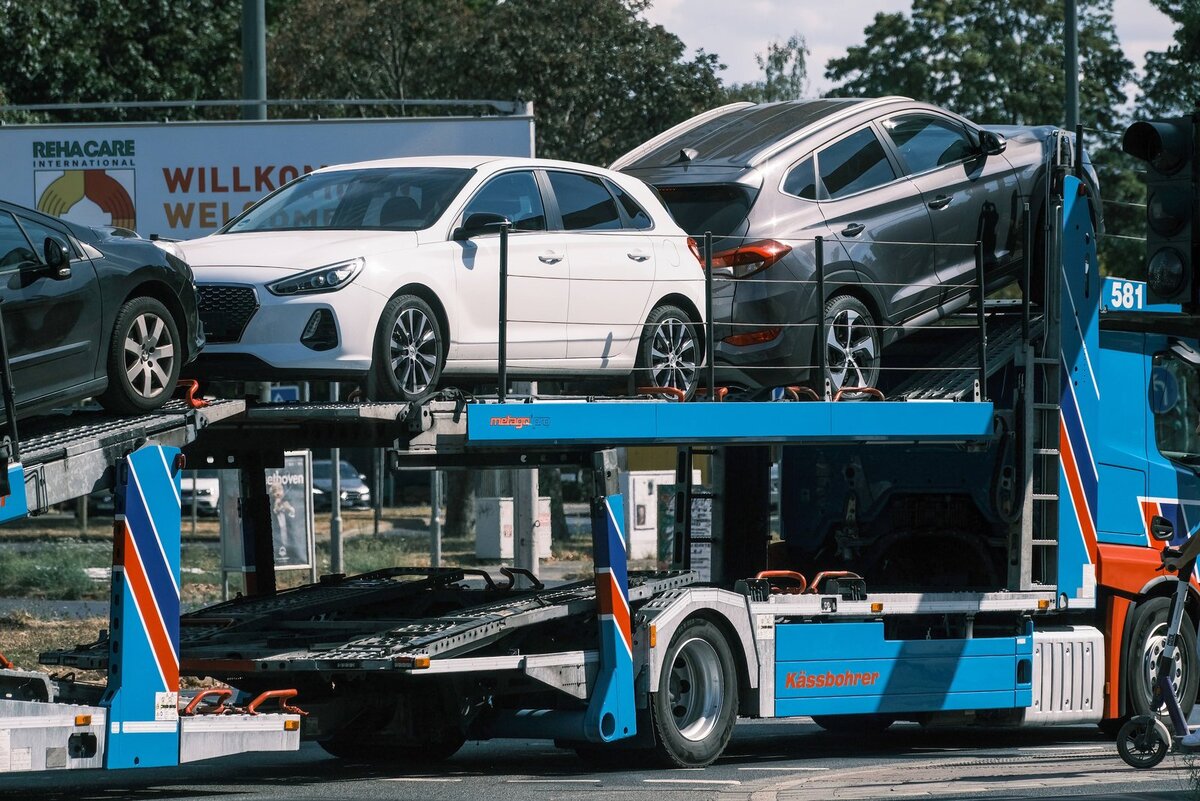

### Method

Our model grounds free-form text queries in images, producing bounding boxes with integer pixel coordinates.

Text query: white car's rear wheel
[371,294,444,402]
[635,304,700,401]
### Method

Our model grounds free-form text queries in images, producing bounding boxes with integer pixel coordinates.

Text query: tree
[0,0,242,123]
[268,0,726,164]
[1138,1,1200,116]
[726,34,809,103]
[825,0,1132,131]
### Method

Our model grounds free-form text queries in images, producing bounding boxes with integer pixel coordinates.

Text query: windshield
[313,461,361,481]
[222,167,474,234]
[1153,350,1200,466]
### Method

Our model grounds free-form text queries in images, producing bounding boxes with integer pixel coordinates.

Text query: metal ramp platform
[887,307,1044,401]
[44,570,697,675]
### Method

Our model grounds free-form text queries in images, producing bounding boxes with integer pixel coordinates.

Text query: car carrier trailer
[0,149,1196,772]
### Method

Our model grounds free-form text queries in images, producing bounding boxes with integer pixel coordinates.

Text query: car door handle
[928,195,953,210]
[840,223,865,237]
[538,252,564,264]
[627,249,650,262]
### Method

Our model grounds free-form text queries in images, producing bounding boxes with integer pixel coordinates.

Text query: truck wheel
[811,714,894,734]
[1128,596,1198,720]
[650,617,738,767]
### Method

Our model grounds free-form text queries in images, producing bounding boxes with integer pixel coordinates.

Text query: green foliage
[726,34,809,104]
[1138,0,1200,116]
[268,0,727,165]
[0,0,242,123]
[824,0,1132,130]
[0,543,104,600]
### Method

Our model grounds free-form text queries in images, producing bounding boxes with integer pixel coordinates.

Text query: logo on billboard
[35,169,136,230]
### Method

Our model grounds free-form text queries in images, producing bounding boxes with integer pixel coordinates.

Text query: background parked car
[312,459,371,511]
[181,469,222,516]
[180,156,708,401]
[0,198,203,417]
[613,97,1101,393]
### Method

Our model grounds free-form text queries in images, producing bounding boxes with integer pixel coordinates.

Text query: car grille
[198,284,259,344]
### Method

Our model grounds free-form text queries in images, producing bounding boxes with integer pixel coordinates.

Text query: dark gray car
[614,97,1099,392]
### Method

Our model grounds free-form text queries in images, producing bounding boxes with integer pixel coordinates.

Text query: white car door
[450,169,569,364]
[546,170,656,367]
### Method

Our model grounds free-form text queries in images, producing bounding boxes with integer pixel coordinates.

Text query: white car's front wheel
[371,294,444,402]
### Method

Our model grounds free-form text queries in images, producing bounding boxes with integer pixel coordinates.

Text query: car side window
[0,212,37,269]
[462,171,546,232]
[783,156,818,199]
[817,128,897,200]
[605,179,653,230]
[547,171,621,231]
[884,115,976,174]
[16,215,73,262]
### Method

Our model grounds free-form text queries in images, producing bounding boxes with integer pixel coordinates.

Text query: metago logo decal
[488,415,550,430]
[36,169,136,230]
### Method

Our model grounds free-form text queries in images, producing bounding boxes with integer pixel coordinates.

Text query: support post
[586,448,636,741]
[498,222,510,402]
[103,446,182,768]
[240,454,277,596]
[704,231,715,399]
[241,0,267,121]
[512,380,539,580]
[430,470,443,568]
[1064,0,1079,132]
[815,236,828,399]
[330,383,343,575]
[976,241,988,400]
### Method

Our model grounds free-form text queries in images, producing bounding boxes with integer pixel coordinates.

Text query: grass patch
[0,542,109,600]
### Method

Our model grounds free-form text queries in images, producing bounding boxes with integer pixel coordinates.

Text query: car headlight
[267,258,363,296]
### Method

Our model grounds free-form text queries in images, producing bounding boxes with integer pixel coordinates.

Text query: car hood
[179,230,421,272]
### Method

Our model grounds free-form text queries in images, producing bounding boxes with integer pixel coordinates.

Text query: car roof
[616,97,911,170]
[314,155,630,178]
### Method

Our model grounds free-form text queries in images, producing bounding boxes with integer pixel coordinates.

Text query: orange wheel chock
[637,386,688,402]
[805,571,863,594]
[833,386,885,402]
[183,688,234,716]
[175,379,208,409]
[785,386,821,401]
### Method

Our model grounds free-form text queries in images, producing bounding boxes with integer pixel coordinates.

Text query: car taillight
[686,237,704,267]
[711,239,792,278]
[723,327,782,346]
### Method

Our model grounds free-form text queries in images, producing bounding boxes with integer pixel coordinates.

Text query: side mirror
[43,237,71,279]
[979,130,1007,156]
[452,212,510,241]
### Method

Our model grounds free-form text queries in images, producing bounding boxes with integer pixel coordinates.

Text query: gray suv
[614,97,1098,392]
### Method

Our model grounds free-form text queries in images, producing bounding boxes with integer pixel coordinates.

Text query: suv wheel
[822,295,880,392]
[98,296,181,414]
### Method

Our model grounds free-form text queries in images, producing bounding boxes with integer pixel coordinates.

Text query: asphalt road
[0,718,1195,801]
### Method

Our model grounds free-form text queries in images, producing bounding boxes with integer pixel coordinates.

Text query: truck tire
[650,617,738,767]
[1128,596,1198,720]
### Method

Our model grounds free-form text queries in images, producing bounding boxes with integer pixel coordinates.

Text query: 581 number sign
[1107,279,1146,311]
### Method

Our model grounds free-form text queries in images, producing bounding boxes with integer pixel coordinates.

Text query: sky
[642,0,1175,101]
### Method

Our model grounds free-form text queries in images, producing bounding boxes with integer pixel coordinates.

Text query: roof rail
[747,95,913,167]
[607,101,755,171]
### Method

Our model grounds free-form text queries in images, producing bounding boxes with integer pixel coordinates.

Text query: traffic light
[1122,114,1199,309]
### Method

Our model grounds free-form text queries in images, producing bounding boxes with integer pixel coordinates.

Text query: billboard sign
[0,116,534,239]
[221,450,315,573]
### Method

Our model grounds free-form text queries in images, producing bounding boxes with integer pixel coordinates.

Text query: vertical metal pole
[514,464,539,581]
[1074,124,1085,181]
[815,236,827,398]
[190,469,198,537]
[241,0,267,121]
[430,470,443,568]
[1064,0,1079,132]
[373,449,383,536]
[1022,202,1032,339]
[0,303,21,461]
[976,242,988,400]
[704,231,715,399]
[330,383,343,575]
[498,223,510,403]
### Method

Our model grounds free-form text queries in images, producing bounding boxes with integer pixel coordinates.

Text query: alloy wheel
[649,317,698,395]
[668,637,725,742]
[122,312,175,400]
[390,307,439,396]
[826,308,878,390]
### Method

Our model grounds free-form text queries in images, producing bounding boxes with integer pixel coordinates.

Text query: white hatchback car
[180,156,708,400]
